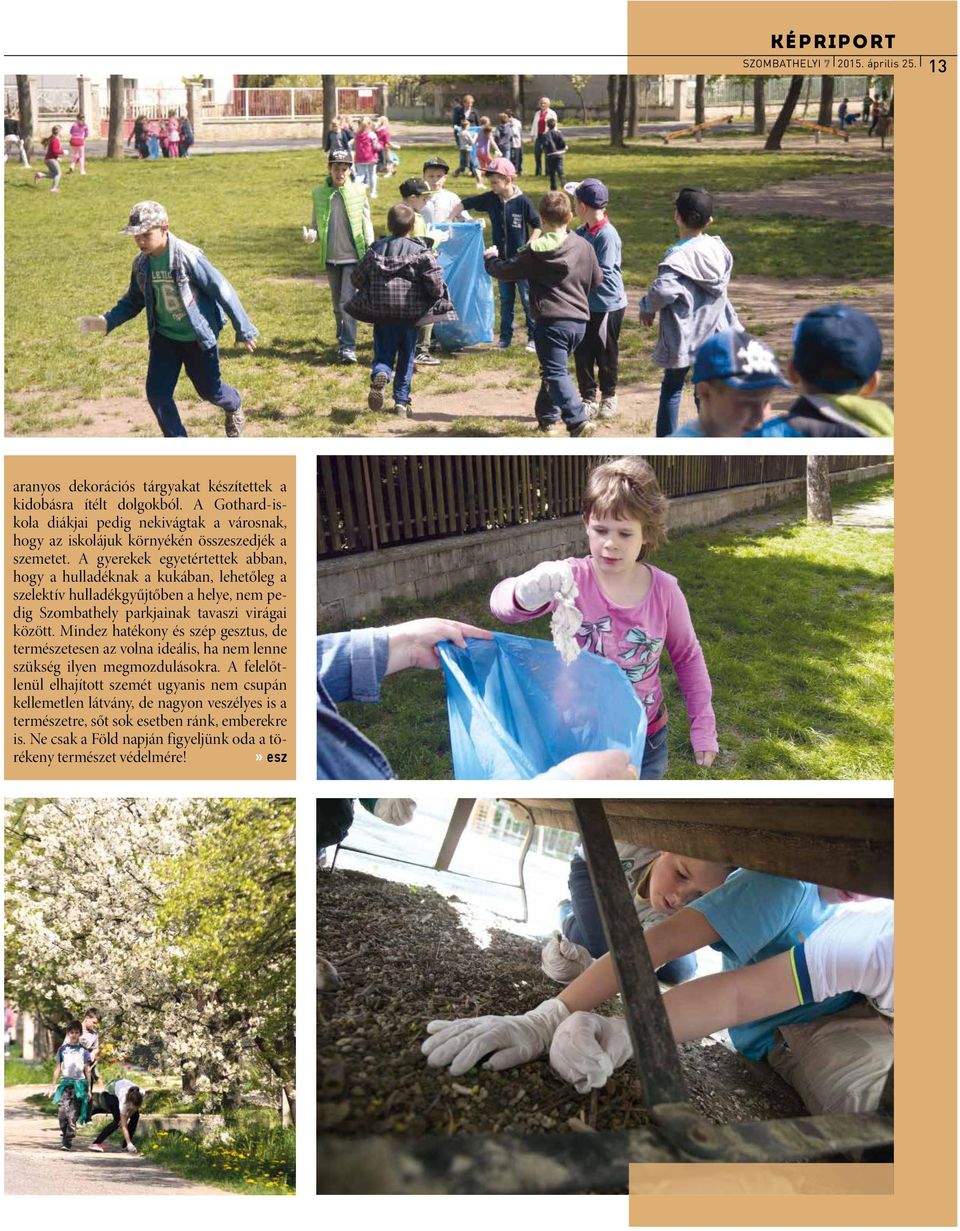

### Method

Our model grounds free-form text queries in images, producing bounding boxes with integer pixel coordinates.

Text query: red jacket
[45,135,63,159]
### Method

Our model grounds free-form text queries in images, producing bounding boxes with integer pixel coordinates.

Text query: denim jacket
[317,629,395,780]
[103,232,258,351]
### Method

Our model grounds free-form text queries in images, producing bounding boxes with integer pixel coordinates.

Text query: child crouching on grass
[489,455,718,776]
[345,202,457,419]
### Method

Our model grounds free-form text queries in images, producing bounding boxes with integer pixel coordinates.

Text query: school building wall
[317,461,892,629]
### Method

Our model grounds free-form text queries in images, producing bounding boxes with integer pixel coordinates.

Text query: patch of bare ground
[717,173,893,226]
[318,870,804,1158]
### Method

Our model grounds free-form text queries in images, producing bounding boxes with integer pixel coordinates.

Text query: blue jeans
[511,144,523,175]
[534,134,545,175]
[145,333,240,437]
[327,264,358,356]
[656,366,702,436]
[498,278,534,345]
[547,156,565,189]
[356,161,377,197]
[562,849,698,984]
[533,318,588,429]
[372,323,417,405]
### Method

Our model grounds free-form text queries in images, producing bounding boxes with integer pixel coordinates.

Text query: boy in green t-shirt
[79,200,259,438]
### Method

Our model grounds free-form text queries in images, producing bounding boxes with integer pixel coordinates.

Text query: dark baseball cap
[692,328,791,389]
[568,178,609,208]
[675,187,714,227]
[792,305,883,392]
[399,177,431,198]
[422,156,450,172]
[328,149,352,165]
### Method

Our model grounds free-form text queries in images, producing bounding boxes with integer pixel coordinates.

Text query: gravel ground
[318,869,804,1146]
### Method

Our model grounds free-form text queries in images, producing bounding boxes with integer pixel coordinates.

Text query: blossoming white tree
[5,797,295,1121]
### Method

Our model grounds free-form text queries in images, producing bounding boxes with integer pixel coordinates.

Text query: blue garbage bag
[438,632,647,779]
[430,220,494,350]
[147,133,161,159]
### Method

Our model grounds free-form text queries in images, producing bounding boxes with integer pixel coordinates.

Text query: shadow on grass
[331,481,892,781]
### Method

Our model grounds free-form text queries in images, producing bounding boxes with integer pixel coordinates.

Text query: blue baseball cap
[692,329,791,389]
[792,305,883,392]
[565,178,609,208]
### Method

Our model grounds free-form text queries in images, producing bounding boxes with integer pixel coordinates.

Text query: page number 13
[929,58,948,72]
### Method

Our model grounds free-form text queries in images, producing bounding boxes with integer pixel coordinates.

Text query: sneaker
[497,339,512,349]
[89,1143,105,1153]
[394,402,412,419]
[525,341,538,353]
[537,422,564,436]
[367,371,388,412]
[34,173,41,185]
[414,350,440,366]
[337,349,358,365]
[224,406,245,438]
[568,420,595,438]
[581,400,599,420]
[598,396,618,420]
[61,1140,72,1150]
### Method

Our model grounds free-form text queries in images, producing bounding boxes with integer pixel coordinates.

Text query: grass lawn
[336,475,893,780]
[5,141,891,436]
[5,1049,54,1085]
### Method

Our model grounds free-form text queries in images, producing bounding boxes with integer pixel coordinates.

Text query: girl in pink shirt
[165,114,180,158]
[352,118,381,198]
[68,114,89,175]
[489,456,718,778]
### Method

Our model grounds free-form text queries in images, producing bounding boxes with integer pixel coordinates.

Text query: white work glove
[302,226,318,243]
[423,997,569,1076]
[541,932,595,983]
[125,1141,139,1154]
[514,560,575,612]
[372,798,417,826]
[549,1011,633,1093]
[78,315,107,334]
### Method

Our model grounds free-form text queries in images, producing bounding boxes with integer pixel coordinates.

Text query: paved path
[4,1086,222,1195]
[834,494,894,531]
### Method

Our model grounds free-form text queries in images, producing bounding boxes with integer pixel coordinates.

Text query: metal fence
[199,85,384,120]
[688,75,874,109]
[318,455,875,559]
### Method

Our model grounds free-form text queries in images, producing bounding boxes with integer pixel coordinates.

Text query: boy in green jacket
[303,149,374,364]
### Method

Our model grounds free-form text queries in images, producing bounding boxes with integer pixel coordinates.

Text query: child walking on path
[353,118,382,197]
[68,114,89,175]
[489,456,718,772]
[639,187,741,436]
[483,190,602,436]
[346,202,456,419]
[51,1021,92,1149]
[79,200,258,438]
[34,126,63,191]
[569,178,628,423]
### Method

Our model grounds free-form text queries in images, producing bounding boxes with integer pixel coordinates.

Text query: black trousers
[90,1091,140,1145]
[574,307,625,400]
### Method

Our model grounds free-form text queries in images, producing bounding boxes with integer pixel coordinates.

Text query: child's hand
[126,1142,139,1154]
[483,245,498,259]
[639,310,656,327]
[694,749,716,768]
[541,933,594,983]
[515,560,575,611]
[242,339,257,353]
[78,316,107,334]
[302,226,318,244]
[550,1012,632,1093]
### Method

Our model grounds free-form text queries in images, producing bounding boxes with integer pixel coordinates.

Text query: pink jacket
[69,122,89,146]
[353,130,381,164]
[490,557,718,751]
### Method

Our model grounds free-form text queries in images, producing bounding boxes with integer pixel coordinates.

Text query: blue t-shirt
[669,421,706,437]
[687,870,857,1058]
[55,1043,91,1076]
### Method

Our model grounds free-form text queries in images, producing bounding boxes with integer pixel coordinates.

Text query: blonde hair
[582,457,668,557]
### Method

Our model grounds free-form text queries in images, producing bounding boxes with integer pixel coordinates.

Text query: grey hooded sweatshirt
[639,233,741,368]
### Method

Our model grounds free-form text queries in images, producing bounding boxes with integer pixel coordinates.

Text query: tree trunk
[753,76,766,135]
[817,76,835,127]
[806,457,833,524]
[627,75,639,137]
[694,76,705,125]
[510,75,522,116]
[16,75,34,161]
[607,75,619,145]
[322,75,336,139]
[107,75,124,160]
[283,1081,297,1126]
[615,76,628,145]
[764,76,804,150]
[181,1069,197,1097]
